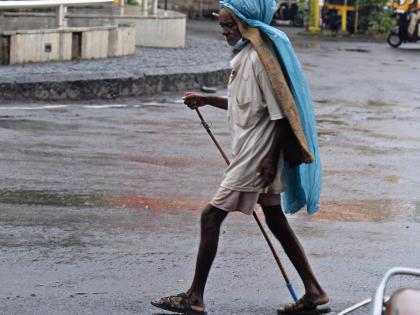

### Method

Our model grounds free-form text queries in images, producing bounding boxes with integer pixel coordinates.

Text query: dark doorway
[71,32,82,59]
[0,35,10,65]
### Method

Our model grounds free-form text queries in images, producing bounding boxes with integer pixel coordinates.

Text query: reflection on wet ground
[1,188,418,224]
[0,95,419,224]
[0,99,419,313]
[337,48,370,53]
[1,29,420,315]
[314,95,420,222]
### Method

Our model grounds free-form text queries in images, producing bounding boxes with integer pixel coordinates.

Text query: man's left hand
[257,157,277,187]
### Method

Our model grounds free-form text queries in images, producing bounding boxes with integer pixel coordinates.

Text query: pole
[142,0,148,14]
[57,4,65,28]
[355,0,359,33]
[151,0,158,15]
[195,108,298,302]
[342,0,348,32]
[309,0,321,31]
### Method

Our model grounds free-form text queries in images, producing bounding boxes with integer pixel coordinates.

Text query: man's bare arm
[183,93,228,110]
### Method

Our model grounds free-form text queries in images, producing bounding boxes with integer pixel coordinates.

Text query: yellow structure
[309,0,320,31]
[309,0,353,32]
[326,0,355,32]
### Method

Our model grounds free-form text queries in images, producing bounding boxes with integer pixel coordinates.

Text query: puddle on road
[314,99,331,104]
[309,199,415,222]
[0,190,207,212]
[105,195,207,212]
[1,189,419,223]
[0,118,76,132]
[1,97,419,229]
[101,196,420,223]
[338,48,370,53]
[0,190,105,208]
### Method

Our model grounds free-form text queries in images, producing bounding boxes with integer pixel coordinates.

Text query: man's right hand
[183,92,207,110]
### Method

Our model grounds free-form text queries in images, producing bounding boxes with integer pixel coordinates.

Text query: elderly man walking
[152,1,329,314]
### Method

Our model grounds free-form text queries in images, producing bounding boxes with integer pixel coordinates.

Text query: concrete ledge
[0,0,112,9]
[1,24,124,35]
[0,24,135,64]
[1,8,187,48]
[0,68,230,100]
[69,8,187,47]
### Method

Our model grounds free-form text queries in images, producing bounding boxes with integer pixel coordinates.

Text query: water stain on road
[0,189,104,208]
[1,188,417,224]
[0,96,419,227]
[0,118,76,131]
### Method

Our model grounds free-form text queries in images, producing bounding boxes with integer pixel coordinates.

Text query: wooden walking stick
[195,108,298,302]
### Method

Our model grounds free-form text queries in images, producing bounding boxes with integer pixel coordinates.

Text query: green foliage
[368,9,396,34]
[127,0,139,5]
[359,0,395,34]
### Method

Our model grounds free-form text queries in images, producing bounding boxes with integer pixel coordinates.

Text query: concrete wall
[108,24,136,56]
[128,15,186,48]
[0,24,136,64]
[81,29,109,59]
[10,31,61,64]
[0,13,57,31]
[0,8,186,49]
[60,32,73,60]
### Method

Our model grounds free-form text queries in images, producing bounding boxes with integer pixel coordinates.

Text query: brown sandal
[277,295,331,315]
[151,292,207,315]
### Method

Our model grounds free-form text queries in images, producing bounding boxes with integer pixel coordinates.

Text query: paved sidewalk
[0,36,230,84]
[0,34,231,100]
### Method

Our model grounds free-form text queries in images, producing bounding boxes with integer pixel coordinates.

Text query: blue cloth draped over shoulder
[220,0,322,215]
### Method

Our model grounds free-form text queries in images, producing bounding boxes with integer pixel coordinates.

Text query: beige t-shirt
[220,44,287,193]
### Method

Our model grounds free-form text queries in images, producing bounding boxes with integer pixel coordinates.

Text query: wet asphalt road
[1,34,420,314]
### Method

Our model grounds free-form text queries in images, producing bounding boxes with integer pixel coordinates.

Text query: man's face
[219,10,242,46]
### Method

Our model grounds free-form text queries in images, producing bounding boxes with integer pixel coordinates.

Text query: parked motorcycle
[275,2,305,27]
[387,10,420,47]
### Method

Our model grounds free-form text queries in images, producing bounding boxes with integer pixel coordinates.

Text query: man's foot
[277,295,331,315]
[151,292,207,315]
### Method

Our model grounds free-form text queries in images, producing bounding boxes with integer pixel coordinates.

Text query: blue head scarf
[220,0,322,215]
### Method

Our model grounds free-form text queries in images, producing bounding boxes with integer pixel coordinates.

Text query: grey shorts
[210,186,281,215]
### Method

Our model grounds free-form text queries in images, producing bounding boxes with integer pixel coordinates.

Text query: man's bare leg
[261,204,329,306]
[186,204,228,307]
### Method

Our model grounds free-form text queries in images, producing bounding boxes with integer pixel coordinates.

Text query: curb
[0,68,231,101]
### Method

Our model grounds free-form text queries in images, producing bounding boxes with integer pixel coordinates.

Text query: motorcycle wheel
[387,33,402,48]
